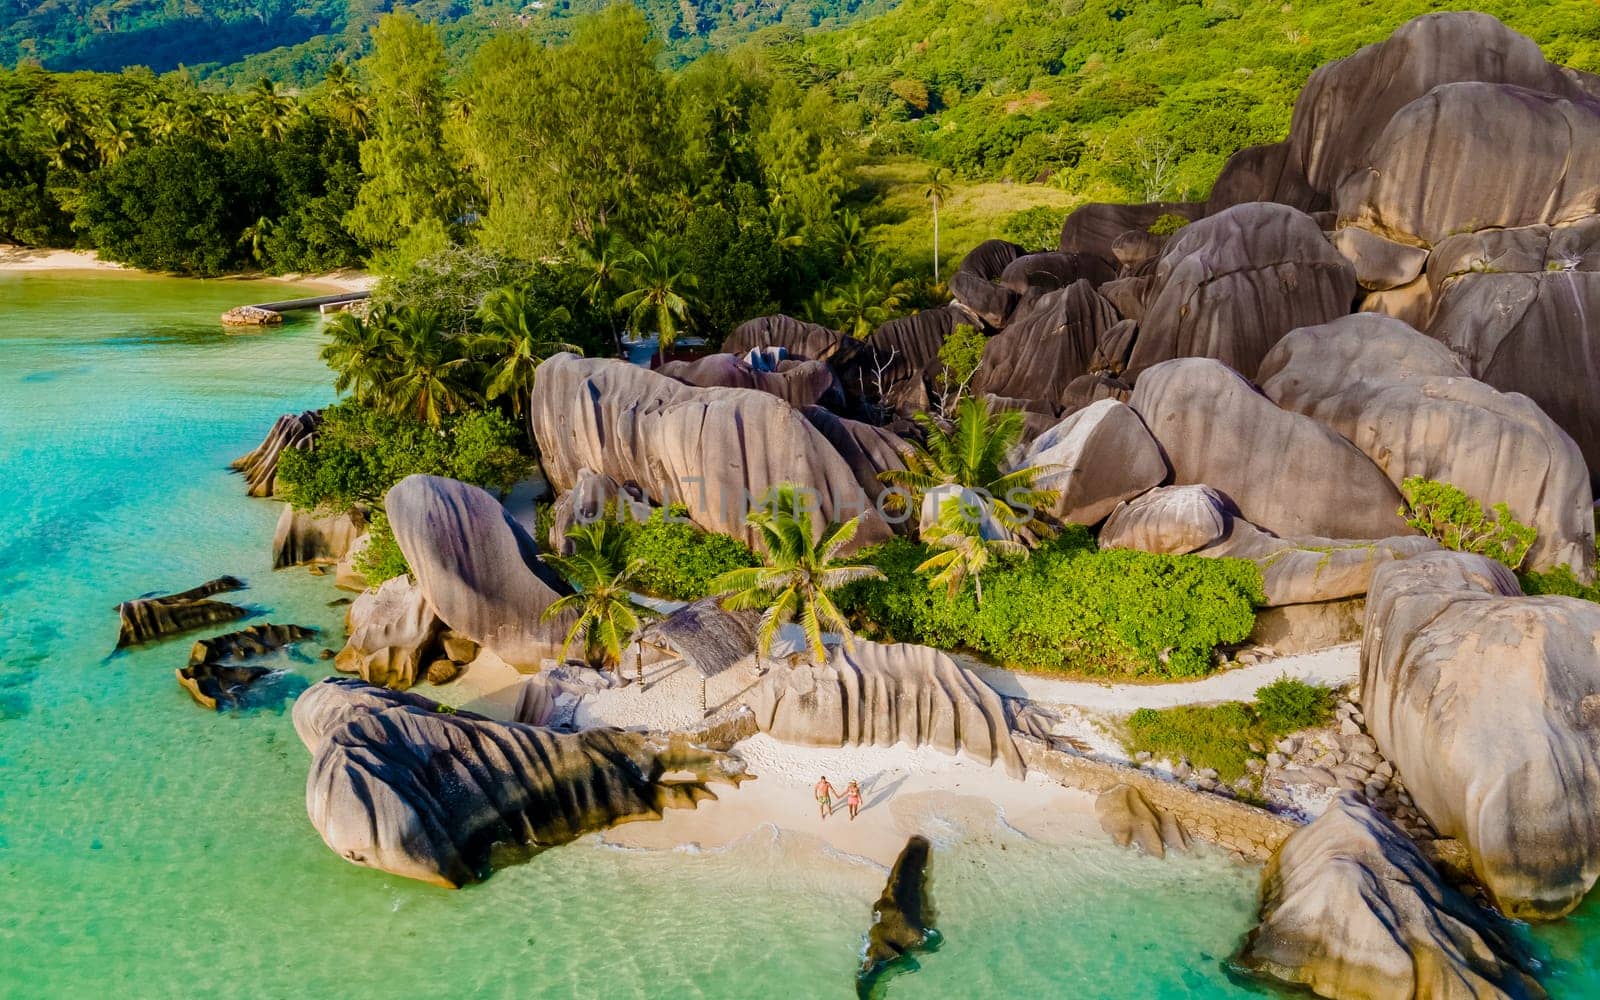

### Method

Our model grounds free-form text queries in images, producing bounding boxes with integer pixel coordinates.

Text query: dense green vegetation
[1398,476,1538,571]
[838,528,1262,678]
[1124,678,1336,784]
[542,523,654,670]
[613,508,761,601]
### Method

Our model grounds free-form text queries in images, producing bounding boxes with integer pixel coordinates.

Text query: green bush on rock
[1125,678,1336,783]
[837,528,1262,678]
[1398,476,1537,570]
[352,512,411,584]
[614,508,759,601]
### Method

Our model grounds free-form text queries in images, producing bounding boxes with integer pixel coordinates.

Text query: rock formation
[858,835,939,999]
[747,642,1024,778]
[974,279,1118,407]
[1057,201,1203,277]
[1099,485,1232,555]
[547,468,652,555]
[1362,552,1600,919]
[659,353,840,410]
[294,678,748,887]
[386,474,572,669]
[1124,203,1357,381]
[177,623,315,710]
[334,575,445,689]
[1095,784,1189,858]
[1128,358,1410,540]
[271,506,368,570]
[231,410,319,497]
[801,406,909,512]
[1258,313,1595,578]
[1235,794,1545,1000]
[115,576,249,648]
[1020,399,1167,525]
[723,314,848,362]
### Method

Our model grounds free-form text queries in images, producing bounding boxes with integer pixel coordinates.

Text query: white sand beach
[0,243,375,292]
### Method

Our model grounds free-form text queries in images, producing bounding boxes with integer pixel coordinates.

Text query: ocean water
[0,271,1594,999]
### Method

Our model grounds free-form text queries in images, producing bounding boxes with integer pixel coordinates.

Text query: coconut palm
[710,486,885,664]
[321,308,400,405]
[915,493,1026,606]
[321,62,370,137]
[239,216,273,267]
[575,228,626,356]
[473,284,580,417]
[823,210,872,269]
[923,167,952,282]
[88,114,136,166]
[249,77,300,142]
[542,523,651,672]
[614,236,697,361]
[383,307,478,425]
[880,395,1059,543]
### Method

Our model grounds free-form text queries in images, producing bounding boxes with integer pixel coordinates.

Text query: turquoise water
[0,271,1593,999]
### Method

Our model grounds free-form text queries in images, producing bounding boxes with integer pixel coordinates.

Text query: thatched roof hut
[634,598,759,678]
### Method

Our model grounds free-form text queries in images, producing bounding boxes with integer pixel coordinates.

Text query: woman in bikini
[844,780,862,821]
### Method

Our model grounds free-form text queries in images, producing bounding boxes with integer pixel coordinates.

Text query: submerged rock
[231,410,319,498]
[294,678,749,887]
[1095,784,1189,859]
[858,835,939,1000]
[177,622,316,710]
[748,642,1024,778]
[271,505,368,570]
[115,576,249,648]
[1235,794,1544,1000]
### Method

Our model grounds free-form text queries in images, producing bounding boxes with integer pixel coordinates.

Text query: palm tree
[923,167,953,282]
[541,523,651,672]
[711,486,885,664]
[473,284,580,418]
[824,210,872,269]
[827,276,895,338]
[321,62,370,137]
[575,228,626,356]
[88,114,136,166]
[321,308,400,405]
[249,78,299,142]
[881,395,1059,543]
[384,307,478,425]
[239,216,273,267]
[614,236,697,362]
[915,493,1025,607]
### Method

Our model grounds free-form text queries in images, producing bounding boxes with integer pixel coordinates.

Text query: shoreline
[0,244,375,293]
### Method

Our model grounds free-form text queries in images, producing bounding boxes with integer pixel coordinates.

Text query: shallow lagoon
[1,271,1595,998]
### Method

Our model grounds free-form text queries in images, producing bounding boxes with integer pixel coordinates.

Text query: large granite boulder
[748,642,1024,778]
[115,576,249,648]
[1235,794,1545,1000]
[294,678,748,887]
[1336,82,1600,247]
[177,623,316,710]
[998,251,1114,296]
[1099,485,1232,555]
[271,506,367,570]
[1096,784,1189,859]
[334,575,445,689]
[231,409,319,497]
[1020,400,1167,525]
[839,306,968,415]
[950,269,1018,330]
[858,835,939,997]
[723,315,848,362]
[974,279,1118,407]
[1203,521,1438,607]
[547,469,652,555]
[1128,359,1410,540]
[531,355,890,551]
[1288,11,1600,199]
[1205,142,1323,215]
[386,474,572,669]
[802,406,909,513]
[1362,552,1600,919]
[1419,220,1600,486]
[1259,313,1595,579]
[659,353,839,410]
[1057,201,1204,277]
[1124,203,1357,381]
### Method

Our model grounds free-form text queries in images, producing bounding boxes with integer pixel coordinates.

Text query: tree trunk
[932,202,941,283]
[974,572,982,608]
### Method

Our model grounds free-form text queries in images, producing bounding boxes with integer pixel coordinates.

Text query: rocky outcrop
[531,355,890,551]
[1235,794,1545,1000]
[1125,203,1358,381]
[659,353,839,410]
[385,475,571,669]
[1259,313,1595,579]
[858,835,938,999]
[801,406,909,512]
[231,410,319,498]
[115,576,249,648]
[220,305,283,326]
[1205,142,1323,215]
[547,469,652,555]
[747,642,1023,778]
[1096,784,1189,858]
[974,279,1118,407]
[1057,201,1204,277]
[294,678,748,887]
[334,575,445,689]
[178,623,316,710]
[1019,400,1167,525]
[271,506,368,570]
[999,251,1113,296]
[1204,521,1438,607]
[1362,552,1600,919]
[1099,485,1232,555]
[1128,358,1409,540]
[723,315,848,362]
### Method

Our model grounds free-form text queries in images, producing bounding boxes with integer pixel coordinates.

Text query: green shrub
[1399,476,1537,570]
[838,529,1262,679]
[999,205,1063,250]
[1147,213,1191,237]
[1519,563,1600,602]
[276,401,532,515]
[1253,676,1336,733]
[352,512,411,585]
[614,507,759,601]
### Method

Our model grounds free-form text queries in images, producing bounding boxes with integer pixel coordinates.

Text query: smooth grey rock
[1020,400,1167,525]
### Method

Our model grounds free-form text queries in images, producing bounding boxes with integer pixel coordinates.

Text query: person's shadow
[858,771,909,813]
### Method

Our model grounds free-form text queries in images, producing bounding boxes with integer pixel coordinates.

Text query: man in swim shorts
[815,776,838,820]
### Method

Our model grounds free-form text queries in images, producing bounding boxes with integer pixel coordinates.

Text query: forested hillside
[0,0,885,81]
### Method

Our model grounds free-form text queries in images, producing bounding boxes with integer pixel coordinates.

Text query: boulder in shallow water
[1235,794,1545,1000]
[294,678,749,887]
[1095,784,1189,858]
[747,641,1024,778]
[177,622,316,710]
[116,576,249,648]
[231,410,319,497]
[1362,552,1600,919]
[272,505,368,570]
[858,835,939,999]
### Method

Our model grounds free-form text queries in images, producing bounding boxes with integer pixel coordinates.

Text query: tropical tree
[542,523,651,672]
[822,210,871,269]
[249,78,300,142]
[575,227,626,355]
[383,306,478,425]
[473,283,580,417]
[614,235,697,361]
[321,308,400,405]
[711,486,885,663]
[923,167,952,282]
[915,494,1026,606]
[881,395,1059,543]
[320,63,371,138]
